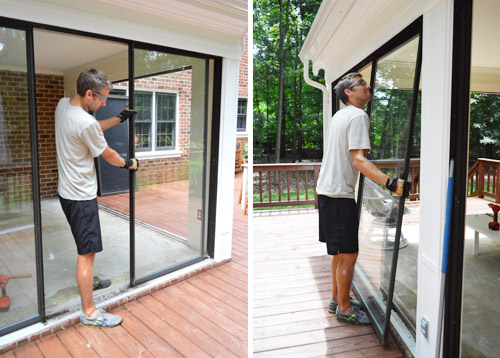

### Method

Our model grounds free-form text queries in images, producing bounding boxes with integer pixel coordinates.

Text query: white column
[213,58,239,262]
[416,0,454,356]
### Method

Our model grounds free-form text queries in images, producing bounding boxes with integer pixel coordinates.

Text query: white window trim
[236,95,248,137]
[114,85,181,157]
[136,150,183,159]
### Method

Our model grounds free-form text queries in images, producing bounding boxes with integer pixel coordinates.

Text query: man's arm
[350,149,389,186]
[100,146,138,170]
[98,117,121,131]
[101,146,126,167]
[98,109,137,131]
[351,149,410,197]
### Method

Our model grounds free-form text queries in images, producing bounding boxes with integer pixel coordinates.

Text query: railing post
[478,160,484,198]
[314,165,320,209]
[268,171,272,203]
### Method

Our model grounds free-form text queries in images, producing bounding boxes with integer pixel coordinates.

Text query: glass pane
[133,50,206,279]
[0,27,38,329]
[33,28,130,315]
[134,92,152,151]
[462,1,500,356]
[354,36,420,338]
[237,98,247,131]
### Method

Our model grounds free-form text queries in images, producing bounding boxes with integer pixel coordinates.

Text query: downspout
[302,60,331,140]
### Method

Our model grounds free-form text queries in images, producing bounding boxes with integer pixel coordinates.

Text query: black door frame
[444,0,473,356]
[0,15,223,335]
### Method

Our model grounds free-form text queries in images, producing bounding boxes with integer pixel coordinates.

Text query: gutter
[302,60,331,138]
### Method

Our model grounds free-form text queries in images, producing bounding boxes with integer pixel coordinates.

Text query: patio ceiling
[0,0,248,59]
[300,0,500,92]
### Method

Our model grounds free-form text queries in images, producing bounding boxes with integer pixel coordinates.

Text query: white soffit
[299,0,440,84]
[0,0,248,59]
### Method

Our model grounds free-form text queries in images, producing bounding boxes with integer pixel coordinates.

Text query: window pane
[156,93,176,149]
[131,50,206,281]
[237,98,247,131]
[134,92,152,151]
[0,27,39,331]
[355,36,421,339]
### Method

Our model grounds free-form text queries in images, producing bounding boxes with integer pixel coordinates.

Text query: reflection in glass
[354,36,421,338]
[0,27,38,330]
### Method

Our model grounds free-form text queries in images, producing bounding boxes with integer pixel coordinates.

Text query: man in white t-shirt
[55,68,137,328]
[316,72,410,325]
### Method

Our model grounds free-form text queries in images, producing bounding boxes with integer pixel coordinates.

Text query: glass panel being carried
[354,35,421,339]
[0,27,38,330]
[132,50,207,280]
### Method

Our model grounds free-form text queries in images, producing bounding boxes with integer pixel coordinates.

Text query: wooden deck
[2,174,248,357]
[253,209,403,358]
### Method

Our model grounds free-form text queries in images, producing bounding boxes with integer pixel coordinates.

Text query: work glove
[118,109,137,123]
[122,158,140,171]
[385,177,411,198]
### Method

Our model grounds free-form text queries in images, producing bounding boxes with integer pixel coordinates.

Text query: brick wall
[0,70,33,206]
[237,34,249,148]
[238,34,248,98]
[238,35,248,98]
[0,71,63,204]
[36,74,64,198]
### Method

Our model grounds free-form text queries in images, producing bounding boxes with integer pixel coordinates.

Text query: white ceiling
[34,30,127,73]
[300,0,500,89]
[31,0,248,41]
[0,0,248,60]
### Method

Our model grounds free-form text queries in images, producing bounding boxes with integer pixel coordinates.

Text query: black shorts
[59,196,103,255]
[318,195,359,255]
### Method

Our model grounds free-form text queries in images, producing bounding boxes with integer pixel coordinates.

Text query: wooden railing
[468,158,500,202]
[253,159,421,209]
[253,163,321,209]
[371,158,421,201]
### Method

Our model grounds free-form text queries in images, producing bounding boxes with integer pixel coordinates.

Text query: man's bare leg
[77,252,97,318]
[331,255,340,301]
[336,252,358,313]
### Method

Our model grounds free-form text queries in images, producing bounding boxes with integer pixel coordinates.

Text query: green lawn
[253,188,316,210]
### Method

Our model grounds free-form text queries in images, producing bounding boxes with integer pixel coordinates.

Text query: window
[237,98,247,131]
[135,90,177,152]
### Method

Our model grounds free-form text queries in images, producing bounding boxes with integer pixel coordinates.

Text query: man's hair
[76,68,113,97]
[334,72,362,105]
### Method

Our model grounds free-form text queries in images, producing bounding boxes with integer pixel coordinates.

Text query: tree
[253,0,323,163]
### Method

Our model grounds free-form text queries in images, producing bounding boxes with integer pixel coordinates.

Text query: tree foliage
[253,0,323,163]
[469,92,500,163]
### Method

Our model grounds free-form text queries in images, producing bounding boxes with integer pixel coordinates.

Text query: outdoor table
[466,214,500,255]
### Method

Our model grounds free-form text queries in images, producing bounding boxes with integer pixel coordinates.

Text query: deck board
[253,209,403,358]
[3,174,248,357]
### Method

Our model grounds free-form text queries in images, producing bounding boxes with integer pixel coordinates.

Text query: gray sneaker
[328,297,362,314]
[93,276,111,291]
[336,305,370,325]
[80,308,122,328]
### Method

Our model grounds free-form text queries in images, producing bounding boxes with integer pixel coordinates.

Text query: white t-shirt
[316,105,371,198]
[55,98,108,200]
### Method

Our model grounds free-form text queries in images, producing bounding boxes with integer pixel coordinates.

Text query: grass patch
[253,189,316,211]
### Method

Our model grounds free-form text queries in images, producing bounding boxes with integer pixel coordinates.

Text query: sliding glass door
[351,31,422,345]
[1,17,216,334]
[131,49,207,282]
[0,26,40,333]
